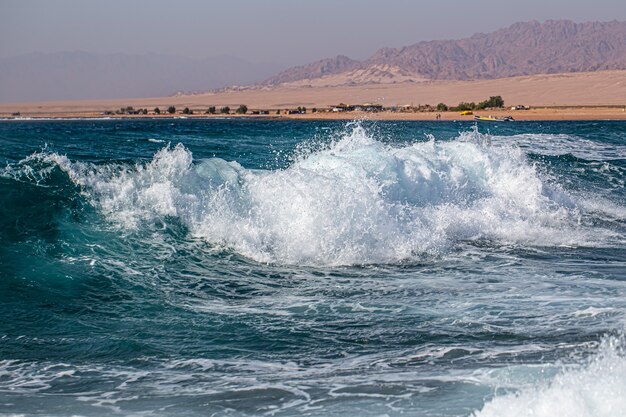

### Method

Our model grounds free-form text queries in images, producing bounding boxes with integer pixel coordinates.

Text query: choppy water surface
[1,119,626,416]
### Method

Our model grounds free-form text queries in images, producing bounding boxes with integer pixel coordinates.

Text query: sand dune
[1,70,625,119]
[195,70,626,109]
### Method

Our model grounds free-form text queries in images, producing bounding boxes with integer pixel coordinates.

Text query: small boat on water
[474,115,515,122]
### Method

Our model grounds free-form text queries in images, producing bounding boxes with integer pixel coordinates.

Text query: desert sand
[1,70,625,120]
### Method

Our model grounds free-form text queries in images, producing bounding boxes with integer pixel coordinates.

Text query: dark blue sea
[1,119,626,417]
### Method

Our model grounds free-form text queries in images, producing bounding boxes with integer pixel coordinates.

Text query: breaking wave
[473,332,626,417]
[4,124,623,266]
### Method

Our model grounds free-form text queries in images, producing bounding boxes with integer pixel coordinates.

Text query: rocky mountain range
[263,20,626,87]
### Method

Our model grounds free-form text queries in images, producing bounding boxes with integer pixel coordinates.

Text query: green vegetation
[449,96,505,112]
[115,106,150,115]
[449,102,475,111]
[167,106,176,114]
[153,107,161,115]
[206,106,216,114]
[117,106,134,115]
[182,107,192,115]
[236,104,248,114]
[436,103,448,111]
[479,96,505,109]
[220,106,231,114]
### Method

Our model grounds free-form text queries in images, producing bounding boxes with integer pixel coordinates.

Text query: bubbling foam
[6,125,621,265]
[473,333,626,417]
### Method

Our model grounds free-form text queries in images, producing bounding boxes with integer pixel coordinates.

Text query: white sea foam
[473,333,626,417]
[1,336,625,416]
[493,133,626,161]
[5,125,623,265]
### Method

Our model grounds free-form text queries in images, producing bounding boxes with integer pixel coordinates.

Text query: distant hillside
[0,52,280,102]
[263,20,626,86]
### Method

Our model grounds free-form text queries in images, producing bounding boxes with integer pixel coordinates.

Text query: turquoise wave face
[1,120,626,416]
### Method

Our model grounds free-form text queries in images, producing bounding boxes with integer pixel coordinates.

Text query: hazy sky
[2,0,626,65]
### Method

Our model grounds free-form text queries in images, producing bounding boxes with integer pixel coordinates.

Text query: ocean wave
[3,124,624,266]
[2,334,624,416]
[473,332,626,417]
[492,133,626,161]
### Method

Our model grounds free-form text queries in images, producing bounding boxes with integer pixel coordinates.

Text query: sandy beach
[1,70,626,121]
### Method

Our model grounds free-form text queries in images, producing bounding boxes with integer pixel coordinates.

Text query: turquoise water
[1,119,626,416]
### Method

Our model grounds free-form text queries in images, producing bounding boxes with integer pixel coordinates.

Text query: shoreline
[2,70,626,121]
[2,106,626,121]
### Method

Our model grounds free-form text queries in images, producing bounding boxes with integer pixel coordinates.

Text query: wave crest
[473,332,626,417]
[4,125,621,265]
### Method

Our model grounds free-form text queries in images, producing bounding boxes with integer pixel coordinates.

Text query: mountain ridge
[262,20,626,86]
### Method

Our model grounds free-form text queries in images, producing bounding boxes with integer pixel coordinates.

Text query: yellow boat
[460,110,473,115]
[474,115,514,122]
[474,115,498,121]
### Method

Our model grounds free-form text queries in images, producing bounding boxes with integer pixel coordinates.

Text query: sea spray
[473,331,626,417]
[3,124,619,265]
